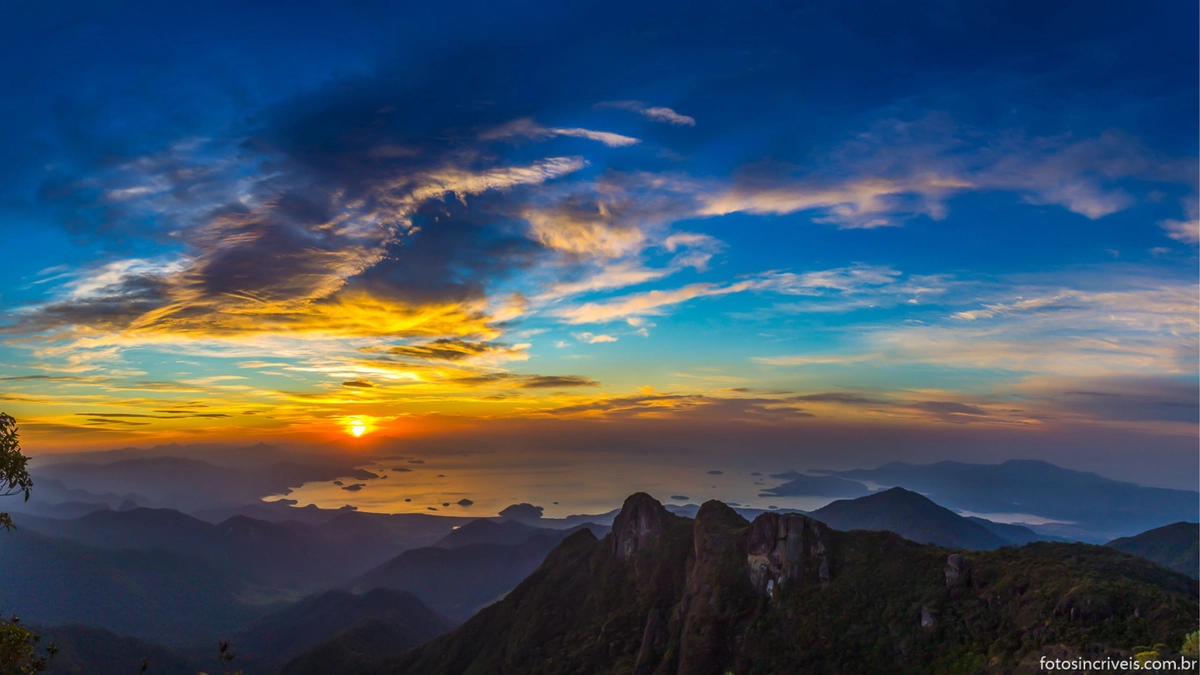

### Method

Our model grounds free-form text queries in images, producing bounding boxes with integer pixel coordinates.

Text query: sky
[1,0,1197,493]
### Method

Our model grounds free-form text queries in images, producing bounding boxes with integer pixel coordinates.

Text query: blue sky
[0,0,1196,489]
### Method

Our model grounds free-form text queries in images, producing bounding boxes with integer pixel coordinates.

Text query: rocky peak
[611,493,668,561]
[746,512,831,595]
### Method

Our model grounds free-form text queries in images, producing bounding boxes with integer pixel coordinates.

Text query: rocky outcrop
[612,492,668,560]
[746,512,831,595]
[945,553,965,586]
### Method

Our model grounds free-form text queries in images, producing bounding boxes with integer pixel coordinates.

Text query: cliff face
[612,492,668,561]
[745,511,831,594]
[341,494,1198,675]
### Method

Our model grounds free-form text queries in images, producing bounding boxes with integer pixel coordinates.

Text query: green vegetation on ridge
[301,493,1200,675]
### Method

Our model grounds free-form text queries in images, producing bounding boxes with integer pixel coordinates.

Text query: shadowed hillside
[1108,522,1199,579]
[348,533,571,621]
[233,588,453,674]
[0,528,266,645]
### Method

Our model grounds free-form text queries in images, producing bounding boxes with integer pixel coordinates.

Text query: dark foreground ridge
[290,493,1199,675]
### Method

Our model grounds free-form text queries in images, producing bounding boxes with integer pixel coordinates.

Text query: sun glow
[348,420,367,437]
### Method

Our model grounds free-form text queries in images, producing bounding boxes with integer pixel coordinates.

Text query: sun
[348,420,367,437]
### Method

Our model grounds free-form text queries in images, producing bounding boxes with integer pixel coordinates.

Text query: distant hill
[758,471,871,498]
[234,589,452,674]
[810,487,1010,550]
[0,528,267,645]
[349,534,571,621]
[4,475,130,518]
[31,441,318,471]
[828,460,1199,542]
[13,507,456,590]
[1108,522,1199,579]
[39,624,192,675]
[433,519,542,548]
[31,455,378,513]
[324,493,1198,675]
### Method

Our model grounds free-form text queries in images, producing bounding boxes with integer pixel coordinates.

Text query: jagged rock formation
[745,511,831,594]
[305,493,1199,675]
[612,492,667,560]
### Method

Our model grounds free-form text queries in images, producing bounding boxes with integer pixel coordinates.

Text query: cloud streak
[698,121,1195,228]
[598,101,696,126]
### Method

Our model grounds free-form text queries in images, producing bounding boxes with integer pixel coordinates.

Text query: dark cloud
[541,393,815,420]
[75,411,229,420]
[341,379,376,388]
[520,376,599,389]
[8,57,588,336]
[6,274,172,334]
[387,339,501,362]
[341,194,545,308]
[437,371,599,389]
[1055,378,1199,424]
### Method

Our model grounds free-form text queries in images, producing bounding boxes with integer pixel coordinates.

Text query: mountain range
[825,460,1199,542]
[291,493,1198,674]
[11,484,1196,674]
[13,507,460,591]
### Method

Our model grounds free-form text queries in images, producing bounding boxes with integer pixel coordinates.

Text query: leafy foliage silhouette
[0,414,34,533]
[0,414,56,674]
[197,638,243,675]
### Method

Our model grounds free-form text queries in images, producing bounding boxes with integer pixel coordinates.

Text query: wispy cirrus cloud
[698,119,1196,228]
[550,264,921,324]
[553,281,754,324]
[597,100,696,126]
[480,117,640,147]
[756,272,1198,379]
[1161,198,1200,244]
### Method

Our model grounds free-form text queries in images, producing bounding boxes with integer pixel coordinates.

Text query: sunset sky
[1,0,1196,491]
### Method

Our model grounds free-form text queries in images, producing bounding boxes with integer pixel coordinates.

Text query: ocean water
[269,452,840,519]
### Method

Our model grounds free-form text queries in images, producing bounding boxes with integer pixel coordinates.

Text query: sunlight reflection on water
[269,453,841,518]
